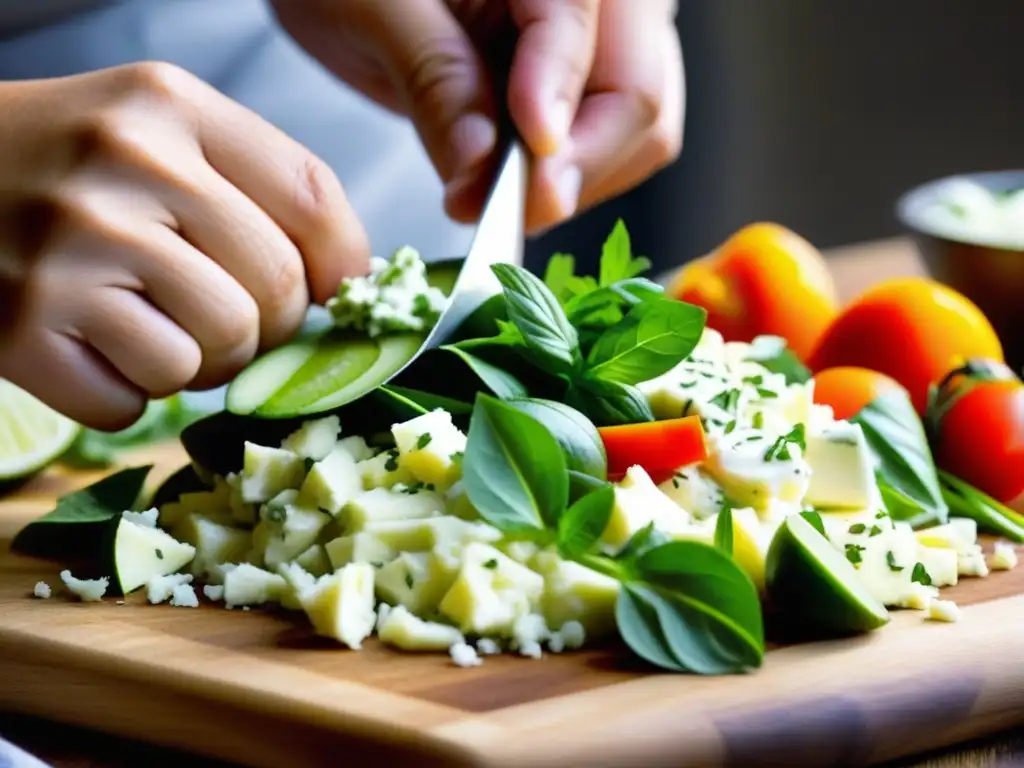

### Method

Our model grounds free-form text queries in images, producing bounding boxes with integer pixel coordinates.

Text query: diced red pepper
[599,416,708,485]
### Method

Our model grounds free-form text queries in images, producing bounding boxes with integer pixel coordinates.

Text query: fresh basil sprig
[441,346,528,399]
[715,506,734,554]
[505,398,607,480]
[567,378,655,427]
[599,219,653,287]
[462,394,765,674]
[851,389,948,528]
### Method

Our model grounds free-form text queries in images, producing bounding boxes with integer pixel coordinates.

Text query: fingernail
[449,113,497,178]
[556,165,582,218]
[545,98,573,154]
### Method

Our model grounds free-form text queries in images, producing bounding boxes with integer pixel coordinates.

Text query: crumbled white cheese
[59,570,108,602]
[449,641,483,668]
[990,541,1019,571]
[927,599,962,623]
[122,508,159,528]
[958,547,990,578]
[375,602,392,633]
[33,581,51,599]
[146,573,194,604]
[476,638,501,656]
[170,583,200,608]
[518,641,543,659]
[559,621,586,650]
[203,584,225,602]
[547,632,566,653]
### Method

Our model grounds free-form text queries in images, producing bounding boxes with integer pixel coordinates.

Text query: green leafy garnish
[886,551,904,572]
[852,390,947,528]
[505,398,607,480]
[557,485,615,559]
[416,433,432,450]
[566,378,655,427]
[845,543,865,565]
[714,506,734,555]
[441,345,528,399]
[911,563,933,586]
[938,470,1024,542]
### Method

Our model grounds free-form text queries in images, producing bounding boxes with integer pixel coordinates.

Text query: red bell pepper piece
[599,416,708,485]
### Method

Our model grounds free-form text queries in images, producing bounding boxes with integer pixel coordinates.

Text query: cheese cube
[324,532,396,569]
[375,551,452,615]
[280,416,341,460]
[222,563,288,607]
[298,447,363,517]
[250,492,331,571]
[300,563,376,649]
[335,435,375,463]
[240,443,306,503]
[170,512,252,579]
[602,465,696,550]
[991,541,1019,571]
[355,450,415,490]
[658,467,726,520]
[391,410,466,491]
[294,544,332,577]
[362,516,501,553]
[803,421,876,510]
[344,486,445,530]
[539,558,619,638]
[378,605,464,651]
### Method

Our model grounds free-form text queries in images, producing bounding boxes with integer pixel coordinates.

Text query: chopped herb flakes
[911,563,933,586]
[416,433,433,450]
[845,543,865,565]
[848,523,867,535]
[483,558,499,570]
[886,551,904,572]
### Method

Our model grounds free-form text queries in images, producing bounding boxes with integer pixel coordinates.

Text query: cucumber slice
[112,515,196,594]
[0,380,81,483]
[766,513,890,636]
[226,260,463,418]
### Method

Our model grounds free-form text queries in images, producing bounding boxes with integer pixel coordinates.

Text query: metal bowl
[896,170,1024,372]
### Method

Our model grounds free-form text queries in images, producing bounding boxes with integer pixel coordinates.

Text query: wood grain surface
[1,238,1023,768]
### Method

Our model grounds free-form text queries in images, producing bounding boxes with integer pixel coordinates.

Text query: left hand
[273,0,685,234]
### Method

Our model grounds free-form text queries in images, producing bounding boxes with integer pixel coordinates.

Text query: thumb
[356,0,498,203]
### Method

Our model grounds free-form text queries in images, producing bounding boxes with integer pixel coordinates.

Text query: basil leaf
[743,336,811,385]
[714,507,734,554]
[615,585,687,672]
[567,379,655,427]
[800,509,828,537]
[614,522,672,565]
[463,393,567,533]
[452,319,525,351]
[636,541,764,659]
[505,398,607,479]
[851,389,948,528]
[567,470,609,505]
[564,278,665,332]
[441,346,528,399]
[587,299,707,385]
[11,465,153,560]
[542,252,577,302]
[598,219,651,286]
[491,263,581,375]
[557,485,615,559]
[379,385,472,415]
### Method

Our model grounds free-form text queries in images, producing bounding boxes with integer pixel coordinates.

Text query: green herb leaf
[557,485,615,559]
[615,541,764,673]
[542,253,577,302]
[441,345,528,399]
[379,385,472,415]
[851,389,948,528]
[11,465,154,559]
[586,300,707,385]
[845,543,865,565]
[416,433,433,450]
[911,562,933,586]
[566,378,655,427]
[886,550,904,572]
[491,263,581,375]
[463,394,567,534]
[743,336,812,384]
[598,220,651,286]
[714,507,734,555]
[938,470,1024,542]
[614,585,687,672]
[800,510,828,536]
[848,523,867,534]
[614,522,672,566]
[451,319,526,351]
[567,470,610,505]
[505,398,607,480]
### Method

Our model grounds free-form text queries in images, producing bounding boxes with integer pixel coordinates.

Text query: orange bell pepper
[599,416,708,485]
[668,223,838,362]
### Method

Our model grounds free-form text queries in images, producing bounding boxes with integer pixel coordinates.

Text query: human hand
[0,63,369,431]
[273,0,684,234]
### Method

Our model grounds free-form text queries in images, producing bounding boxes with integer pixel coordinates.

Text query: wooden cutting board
[1,443,1023,768]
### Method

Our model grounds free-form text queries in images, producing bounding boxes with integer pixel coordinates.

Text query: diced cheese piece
[355,450,415,490]
[499,540,541,565]
[222,563,287,607]
[949,517,979,545]
[991,541,1019,571]
[297,447,363,517]
[391,410,466,491]
[123,508,158,528]
[378,605,464,651]
[294,544,332,577]
[558,620,586,650]
[147,572,193,604]
[511,613,550,658]
[476,638,501,655]
[250,492,331,571]
[223,472,257,526]
[114,517,196,594]
[300,563,376,649]
[915,521,977,554]
[915,544,959,587]
[602,465,696,550]
[363,515,502,553]
[439,542,544,636]
[33,582,51,599]
[335,436,374,463]
[159,485,234,529]
[927,599,962,623]
[240,443,306,503]
[203,584,225,602]
[958,546,990,578]
[658,467,726,520]
[803,421,876,510]
[325,532,396,569]
[170,583,199,608]
[170,513,252,579]
[377,550,459,616]
[277,561,320,611]
[539,557,619,638]
[60,570,108,602]
[344,486,445,530]
[449,641,483,668]
[280,416,341,460]
[894,581,938,611]
[704,428,811,511]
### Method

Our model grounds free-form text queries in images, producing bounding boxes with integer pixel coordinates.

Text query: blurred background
[528,0,1023,276]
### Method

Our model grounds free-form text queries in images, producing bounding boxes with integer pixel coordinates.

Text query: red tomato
[812,367,904,421]
[932,362,1024,504]
[599,416,708,485]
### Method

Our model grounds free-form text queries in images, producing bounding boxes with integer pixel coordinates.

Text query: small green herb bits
[462,394,567,535]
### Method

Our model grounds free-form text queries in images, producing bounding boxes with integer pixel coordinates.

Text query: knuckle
[291,153,342,232]
[402,38,477,116]
[156,348,203,398]
[119,61,196,104]
[211,299,260,364]
[262,252,307,322]
[70,111,148,167]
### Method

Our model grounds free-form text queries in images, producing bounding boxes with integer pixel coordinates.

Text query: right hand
[0,62,370,431]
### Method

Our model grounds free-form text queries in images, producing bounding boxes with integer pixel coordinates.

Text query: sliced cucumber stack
[226,259,463,418]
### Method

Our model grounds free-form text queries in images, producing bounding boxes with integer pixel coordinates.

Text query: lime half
[0,381,81,481]
[766,513,890,636]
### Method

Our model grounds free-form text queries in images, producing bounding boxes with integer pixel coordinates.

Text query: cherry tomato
[931,361,1024,504]
[812,366,903,421]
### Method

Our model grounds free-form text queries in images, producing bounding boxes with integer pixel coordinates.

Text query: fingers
[0,327,146,431]
[522,0,684,232]
[506,0,600,157]
[344,0,498,199]
[78,286,201,399]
